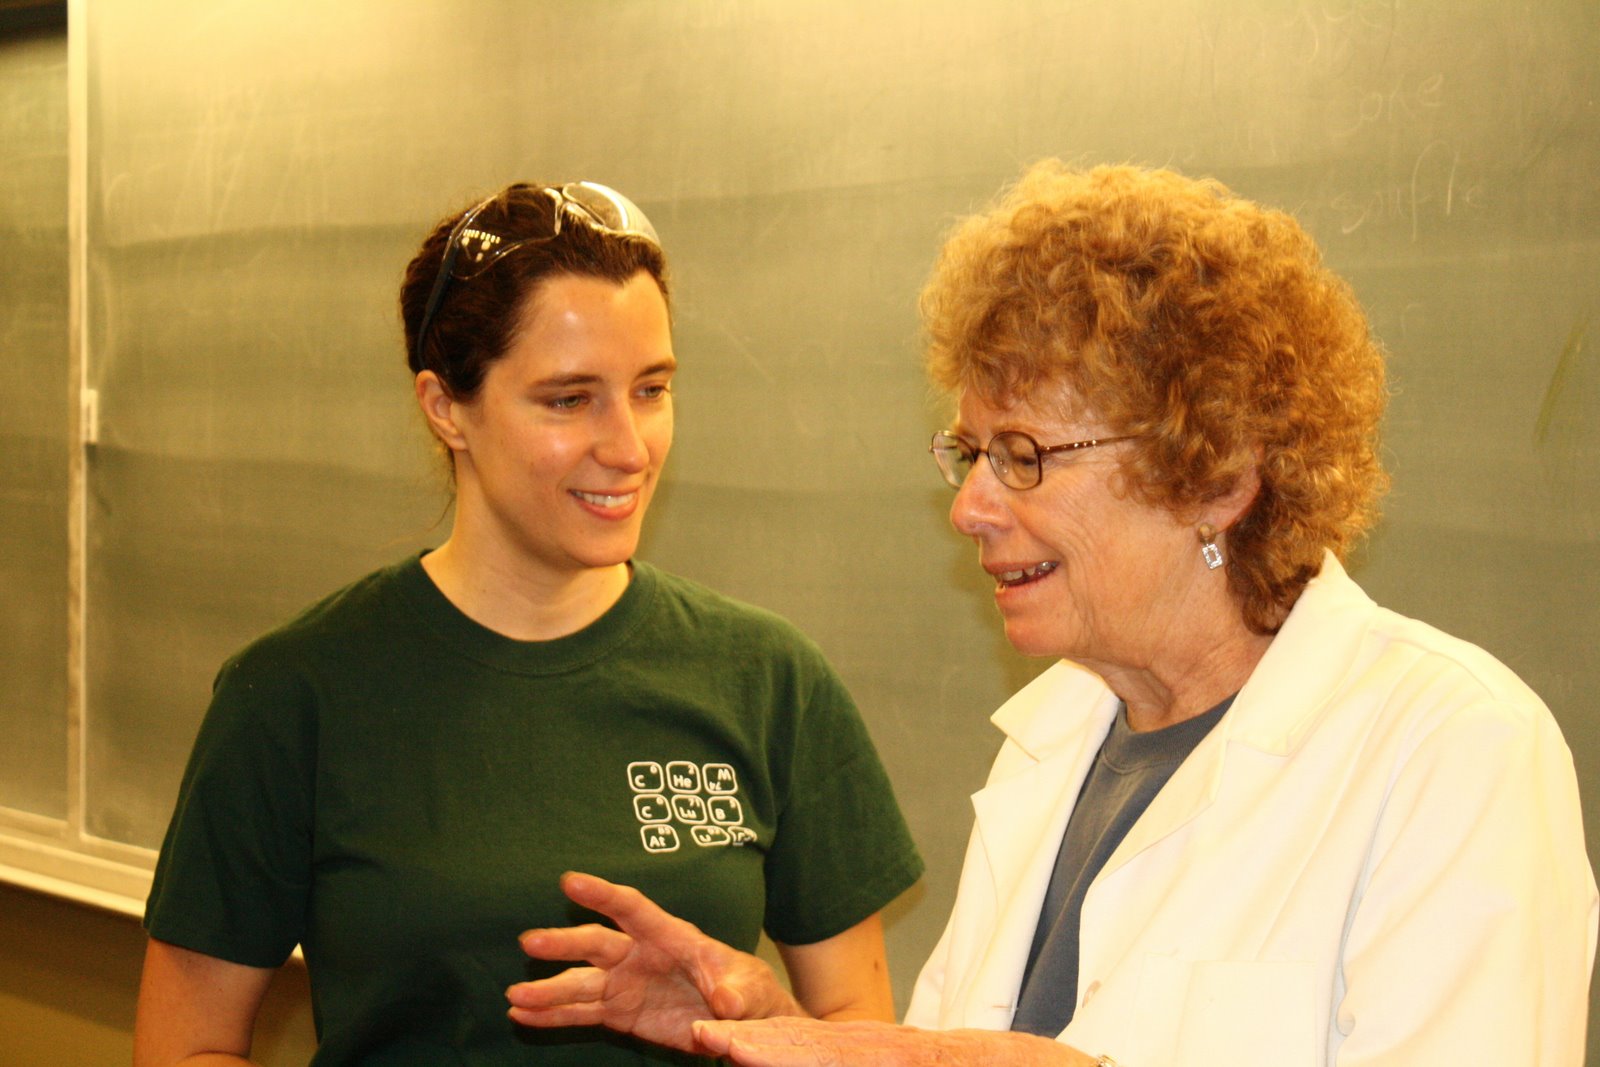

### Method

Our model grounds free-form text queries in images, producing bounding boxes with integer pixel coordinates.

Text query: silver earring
[1198,523,1224,570]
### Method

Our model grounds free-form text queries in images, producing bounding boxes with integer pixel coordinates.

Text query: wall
[0,884,317,1066]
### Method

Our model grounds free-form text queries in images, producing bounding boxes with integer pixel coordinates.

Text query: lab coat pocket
[1174,959,1317,1067]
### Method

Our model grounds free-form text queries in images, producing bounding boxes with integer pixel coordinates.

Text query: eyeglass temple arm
[412,191,508,372]
[412,262,458,371]
[1035,434,1138,456]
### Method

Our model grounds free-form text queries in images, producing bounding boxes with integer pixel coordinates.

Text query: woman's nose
[595,404,650,472]
[949,459,1008,537]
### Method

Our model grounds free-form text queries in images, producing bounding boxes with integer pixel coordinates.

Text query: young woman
[133,182,924,1067]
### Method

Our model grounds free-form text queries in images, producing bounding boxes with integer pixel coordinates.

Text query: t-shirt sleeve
[143,645,317,968]
[760,641,923,946]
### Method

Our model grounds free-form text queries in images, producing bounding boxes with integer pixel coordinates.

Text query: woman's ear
[1213,457,1262,532]
[414,371,469,452]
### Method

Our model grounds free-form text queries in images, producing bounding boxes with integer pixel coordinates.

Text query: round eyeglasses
[929,429,1137,490]
[413,181,660,370]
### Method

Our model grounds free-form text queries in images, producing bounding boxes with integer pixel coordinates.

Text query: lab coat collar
[991,658,1120,761]
[968,668,1120,1027]
[1226,551,1376,756]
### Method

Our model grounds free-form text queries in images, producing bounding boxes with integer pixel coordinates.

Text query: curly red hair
[922,162,1389,632]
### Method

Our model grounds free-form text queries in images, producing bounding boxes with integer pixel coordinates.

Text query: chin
[1000,621,1065,660]
[576,552,635,571]
[577,538,642,571]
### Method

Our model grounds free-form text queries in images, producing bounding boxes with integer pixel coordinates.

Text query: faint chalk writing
[1329,141,1477,239]
[1333,72,1445,140]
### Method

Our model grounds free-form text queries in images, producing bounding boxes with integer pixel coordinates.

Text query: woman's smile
[991,559,1059,589]
[571,487,641,517]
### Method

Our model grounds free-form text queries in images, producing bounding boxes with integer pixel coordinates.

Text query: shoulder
[638,563,826,660]
[1271,590,1579,817]
[1346,604,1565,768]
[633,564,859,727]
[1364,605,1545,713]
[1255,555,1558,753]
[216,556,418,689]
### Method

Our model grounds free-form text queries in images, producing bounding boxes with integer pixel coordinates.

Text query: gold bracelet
[1096,1057,1121,1067]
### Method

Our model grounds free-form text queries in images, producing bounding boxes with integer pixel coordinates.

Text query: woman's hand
[692,1018,1100,1066]
[506,871,803,1053]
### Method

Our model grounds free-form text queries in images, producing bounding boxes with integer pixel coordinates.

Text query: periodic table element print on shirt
[628,760,756,854]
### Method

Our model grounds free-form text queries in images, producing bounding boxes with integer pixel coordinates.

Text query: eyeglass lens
[929,431,1047,490]
[930,432,973,487]
[557,182,659,244]
[447,183,658,284]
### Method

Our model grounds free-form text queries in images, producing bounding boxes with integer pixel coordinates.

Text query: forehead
[954,383,1093,436]
[492,271,674,378]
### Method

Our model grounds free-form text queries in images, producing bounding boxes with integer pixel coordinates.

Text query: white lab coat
[905,554,1597,1066]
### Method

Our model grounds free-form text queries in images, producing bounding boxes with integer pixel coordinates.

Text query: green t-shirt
[145,556,923,1066]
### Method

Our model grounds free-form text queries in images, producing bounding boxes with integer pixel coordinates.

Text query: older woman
[506,164,1597,1066]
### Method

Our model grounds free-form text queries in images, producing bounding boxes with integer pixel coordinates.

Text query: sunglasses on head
[412,181,660,370]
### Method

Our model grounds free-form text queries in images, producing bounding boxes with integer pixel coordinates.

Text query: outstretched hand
[506,871,804,1053]
[691,1018,1097,1067]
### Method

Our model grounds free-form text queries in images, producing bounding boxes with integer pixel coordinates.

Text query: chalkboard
[0,18,72,874]
[2,0,1595,1043]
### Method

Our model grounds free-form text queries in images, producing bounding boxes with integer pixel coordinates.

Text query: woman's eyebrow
[531,372,603,389]
[635,358,678,379]
[532,359,677,390]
